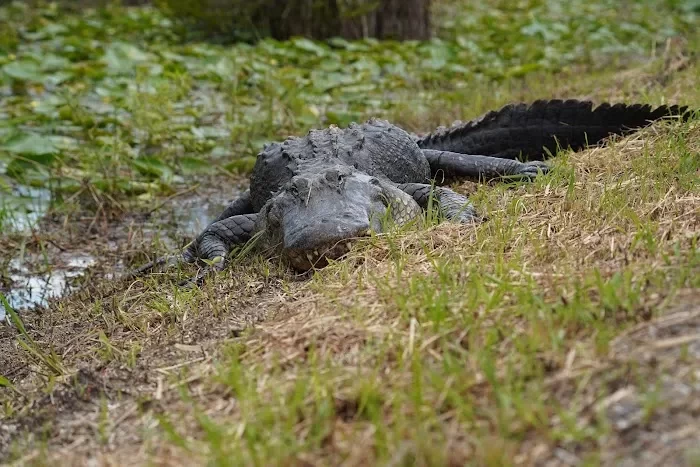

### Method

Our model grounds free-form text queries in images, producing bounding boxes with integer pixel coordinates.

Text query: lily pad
[102,42,153,75]
[132,156,174,180]
[1,132,58,157]
[2,60,43,82]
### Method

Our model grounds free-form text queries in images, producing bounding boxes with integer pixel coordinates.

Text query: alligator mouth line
[284,239,359,270]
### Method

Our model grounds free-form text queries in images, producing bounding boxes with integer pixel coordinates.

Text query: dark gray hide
[249,119,429,210]
[131,99,690,281]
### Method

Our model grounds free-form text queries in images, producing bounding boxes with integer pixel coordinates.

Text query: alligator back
[249,119,429,210]
[416,99,689,160]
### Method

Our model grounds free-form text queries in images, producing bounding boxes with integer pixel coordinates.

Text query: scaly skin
[131,99,690,282]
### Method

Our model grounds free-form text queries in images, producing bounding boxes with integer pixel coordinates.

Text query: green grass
[0,0,699,465]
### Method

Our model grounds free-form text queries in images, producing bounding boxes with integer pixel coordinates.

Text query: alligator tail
[416,99,692,160]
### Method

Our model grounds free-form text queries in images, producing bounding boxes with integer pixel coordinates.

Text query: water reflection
[0,184,51,233]
[1,254,96,321]
[1,185,236,319]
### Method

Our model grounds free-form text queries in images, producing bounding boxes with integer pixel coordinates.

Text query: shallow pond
[1,183,238,320]
[0,184,52,233]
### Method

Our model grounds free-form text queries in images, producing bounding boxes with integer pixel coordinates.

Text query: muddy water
[1,184,238,320]
[3,254,97,314]
[0,185,52,233]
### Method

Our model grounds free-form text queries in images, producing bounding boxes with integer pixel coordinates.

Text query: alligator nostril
[325,169,340,183]
[293,178,308,191]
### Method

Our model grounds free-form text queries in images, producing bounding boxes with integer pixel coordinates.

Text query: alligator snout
[264,166,390,271]
[283,220,371,271]
[285,238,360,271]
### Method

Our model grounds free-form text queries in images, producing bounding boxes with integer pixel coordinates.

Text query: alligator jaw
[284,239,358,271]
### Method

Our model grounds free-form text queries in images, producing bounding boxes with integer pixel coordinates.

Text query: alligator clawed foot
[177,256,227,288]
[129,253,184,278]
[518,161,550,179]
[128,240,228,287]
[454,208,484,225]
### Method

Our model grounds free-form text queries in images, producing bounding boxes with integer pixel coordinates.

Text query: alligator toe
[519,161,550,179]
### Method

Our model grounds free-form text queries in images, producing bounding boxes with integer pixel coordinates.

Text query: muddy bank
[1,177,244,319]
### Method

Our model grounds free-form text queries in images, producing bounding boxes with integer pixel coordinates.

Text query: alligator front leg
[397,183,481,224]
[130,214,258,283]
[422,149,549,183]
[212,189,254,222]
[130,190,255,276]
[184,214,258,265]
[177,213,259,285]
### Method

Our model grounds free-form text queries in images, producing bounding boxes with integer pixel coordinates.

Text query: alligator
[133,99,689,282]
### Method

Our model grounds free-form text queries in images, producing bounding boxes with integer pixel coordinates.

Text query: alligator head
[257,165,422,271]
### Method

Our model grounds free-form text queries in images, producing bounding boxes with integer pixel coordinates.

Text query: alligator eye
[369,177,381,186]
[325,170,343,184]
